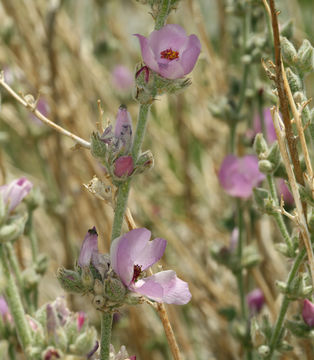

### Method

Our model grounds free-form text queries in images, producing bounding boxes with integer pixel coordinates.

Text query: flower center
[160,48,179,61]
[132,264,142,282]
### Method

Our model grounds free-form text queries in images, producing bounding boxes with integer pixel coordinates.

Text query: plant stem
[100,103,151,360]
[155,0,171,30]
[266,175,292,249]
[266,247,306,359]
[0,244,32,356]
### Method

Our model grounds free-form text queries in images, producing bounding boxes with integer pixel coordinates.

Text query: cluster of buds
[26,297,99,360]
[0,178,32,243]
[91,106,154,184]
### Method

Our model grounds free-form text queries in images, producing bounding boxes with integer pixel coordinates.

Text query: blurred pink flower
[246,288,265,314]
[277,179,294,206]
[218,155,265,198]
[253,109,277,144]
[135,24,201,79]
[111,65,134,91]
[110,228,191,305]
[31,98,49,125]
[0,296,12,322]
[302,299,314,327]
[0,177,33,212]
[77,311,86,331]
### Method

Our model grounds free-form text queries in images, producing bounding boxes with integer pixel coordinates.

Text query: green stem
[266,175,292,249]
[155,0,171,30]
[236,199,246,319]
[100,313,113,360]
[0,245,32,356]
[100,103,151,360]
[266,247,306,359]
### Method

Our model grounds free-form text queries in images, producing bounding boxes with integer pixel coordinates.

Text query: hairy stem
[0,245,32,356]
[266,247,306,359]
[155,0,171,30]
[100,103,151,360]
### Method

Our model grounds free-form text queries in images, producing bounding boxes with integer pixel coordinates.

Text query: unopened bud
[258,160,275,174]
[104,277,126,302]
[266,141,280,170]
[21,268,40,291]
[0,214,28,243]
[258,345,270,357]
[93,295,105,309]
[281,37,297,65]
[35,253,49,275]
[57,268,84,294]
[241,245,261,269]
[253,133,268,157]
[81,267,94,289]
[93,279,104,295]
[134,150,154,175]
[285,68,302,93]
[70,328,97,355]
[297,39,314,73]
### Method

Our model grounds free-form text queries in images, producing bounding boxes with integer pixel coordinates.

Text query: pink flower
[0,296,12,322]
[114,156,134,177]
[246,289,265,314]
[253,109,277,144]
[135,24,201,80]
[277,179,294,206]
[218,155,265,198]
[0,177,33,212]
[110,228,191,305]
[302,299,314,327]
[111,65,134,91]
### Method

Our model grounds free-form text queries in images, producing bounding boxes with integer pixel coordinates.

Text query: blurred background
[0,0,314,359]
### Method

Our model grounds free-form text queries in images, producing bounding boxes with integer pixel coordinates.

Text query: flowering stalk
[266,247,306,359]
[0,245,32,356]
[100,103,151,360]
[154,0,171,30]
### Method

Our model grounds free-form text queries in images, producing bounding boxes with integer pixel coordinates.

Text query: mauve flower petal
[179,35,201,75]
[111,65,134,91]
[158,61,185,79]
[132,237,167,271]
[0,296,9,318]
[0,177,33,212]
[78,227,98,268]
[114,106,133,139]
[110,228,151,286]
[219,155,265,198]
[246,288,265,314]
[302,299,314,327]
[149,24,187,56]
[132,270,191,305]
[134,34,159,73]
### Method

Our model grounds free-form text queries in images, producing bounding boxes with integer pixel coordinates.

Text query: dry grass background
[0,0,313,359]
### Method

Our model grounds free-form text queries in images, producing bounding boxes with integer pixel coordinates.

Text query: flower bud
[241,245,261,269]
[0,214,28,243]
[35,253,49,275]
[42,347,63,360]
[70,328,97,355]
[93,279,104,295]
[258,345,270,358]
[57,268,85,294]
[302,299,314,327]
[0,177,33,213]
[114,105,133,154]
[266,141,280,170]
[285,68,302,93]
[281,37,297,65]
[134,150,154,174]
[253,187,270,211]
[90,132,108,160]
[297,39,314,73]
[246,289,265,314]
[81,267,94,289]
[253,133,268,157]
[104,277,126,302]
[258,160,275,174]
[21,268,40,291]
[93,295,105,310]
[113,156,134,178]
